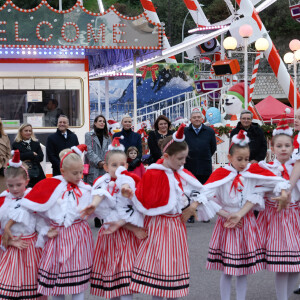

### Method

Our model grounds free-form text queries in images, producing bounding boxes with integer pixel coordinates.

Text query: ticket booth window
[0,77,83,128]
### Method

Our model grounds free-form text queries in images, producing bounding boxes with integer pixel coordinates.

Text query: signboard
[27,90,42,102]
[23,113,44,127]
[2,119,20,128]
[0,1,162,50]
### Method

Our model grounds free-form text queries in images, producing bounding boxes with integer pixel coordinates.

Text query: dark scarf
[95,128,104,147]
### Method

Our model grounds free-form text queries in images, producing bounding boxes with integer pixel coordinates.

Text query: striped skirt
[257,199,300,272]
[206,212,264,276]
[38,219,94,296]
[0,232,47,299]
[90,226,140,298]
[130,214,189,298]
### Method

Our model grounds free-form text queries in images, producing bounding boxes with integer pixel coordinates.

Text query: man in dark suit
[46,115,79,176]
[184,108,217,184]
[184,108,216,223]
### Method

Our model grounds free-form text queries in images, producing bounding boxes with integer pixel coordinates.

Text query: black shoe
[294,288,300,294]
[202,220,210,223]
[94,217,102,228]
[187,216,195,223]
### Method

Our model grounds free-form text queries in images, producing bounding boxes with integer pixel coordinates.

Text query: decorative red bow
[281,164,290,180]
[139,64,159,81]
[62,183,82,205]
[230,174,244,194]
[107,182,117,196]
[137,128,148,142]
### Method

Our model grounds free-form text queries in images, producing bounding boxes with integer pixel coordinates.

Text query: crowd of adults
[0,109,268,196]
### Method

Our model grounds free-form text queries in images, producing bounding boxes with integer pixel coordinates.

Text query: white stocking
[220,273,232,300]
[235,275,247,300]
[275,272,289,300]
[120,295,133,300]
[288,272,299,297]
[152,296,178,300]
[72,292,85,300]
[52,296,65,300]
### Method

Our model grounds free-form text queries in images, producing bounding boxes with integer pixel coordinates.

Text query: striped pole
[140,0,177,63]
[182,0,210,26]
[236,0,300,108]
[249,52,261,102]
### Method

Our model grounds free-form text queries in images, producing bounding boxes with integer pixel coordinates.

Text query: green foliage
[83,0,99,12]
[260,124,277,140]
[10,0,41,9]
[211,125,232,137]
[47,0,77,10]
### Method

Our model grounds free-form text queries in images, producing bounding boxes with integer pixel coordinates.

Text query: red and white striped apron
[257,199,300,272]
[130,214,189,298]
[90,226,141,298]
[0,232,47,299]
[38,219,94,296]
[207,212,264,276]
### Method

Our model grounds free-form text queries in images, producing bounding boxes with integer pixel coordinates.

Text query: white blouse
[11,176,92,229]
[92,168,144,227]
[205,164,289,213]
[259,159,298,203]
[0,189,49,247]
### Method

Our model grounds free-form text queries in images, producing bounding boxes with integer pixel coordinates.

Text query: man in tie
[184,108,216,185]
[184,109,216,223]
[46,115,79,176]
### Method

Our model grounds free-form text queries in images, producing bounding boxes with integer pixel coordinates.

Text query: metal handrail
[137,86,227,123]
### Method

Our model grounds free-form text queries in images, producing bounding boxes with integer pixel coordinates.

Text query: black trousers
[195,174,211,185]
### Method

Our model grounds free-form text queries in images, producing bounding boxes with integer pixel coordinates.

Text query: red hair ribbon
[62,183,82,205]
[60,151,73,169]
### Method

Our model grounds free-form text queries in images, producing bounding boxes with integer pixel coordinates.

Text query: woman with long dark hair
[148,115,174,163]
[84,115,110,186]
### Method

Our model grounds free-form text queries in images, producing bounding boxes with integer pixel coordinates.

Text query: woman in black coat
[148,115,174,163]
[12,123,45,187]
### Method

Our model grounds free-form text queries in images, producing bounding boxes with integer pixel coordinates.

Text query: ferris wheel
[289,0,300,23]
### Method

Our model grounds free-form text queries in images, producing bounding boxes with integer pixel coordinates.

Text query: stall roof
[255,95,294,123]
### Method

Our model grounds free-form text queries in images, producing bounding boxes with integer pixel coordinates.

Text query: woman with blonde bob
[12,123,45,187]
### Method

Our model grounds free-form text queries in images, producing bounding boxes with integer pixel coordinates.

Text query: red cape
[135,169,170,209]
[25,178,62,204]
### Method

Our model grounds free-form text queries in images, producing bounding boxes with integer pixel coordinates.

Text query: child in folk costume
[120,123,221,299]
[3,145,94,300]
[81,137,146,300]
[204,130,289,300]
[0,150,54,299]
[257,114,300,300]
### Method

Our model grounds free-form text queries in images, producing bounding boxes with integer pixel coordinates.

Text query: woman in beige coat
[0,120,11,192]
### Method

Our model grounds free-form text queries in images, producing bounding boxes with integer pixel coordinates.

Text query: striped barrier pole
[249,52,262,102]
[140,0,177,63]
[236,0,300,108]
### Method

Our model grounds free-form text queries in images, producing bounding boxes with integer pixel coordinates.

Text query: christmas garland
[144,123,294,140]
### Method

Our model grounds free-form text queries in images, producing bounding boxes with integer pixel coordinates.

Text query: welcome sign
[0,0,163,49]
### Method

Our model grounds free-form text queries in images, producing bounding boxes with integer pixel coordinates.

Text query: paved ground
[58,218,300,300]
